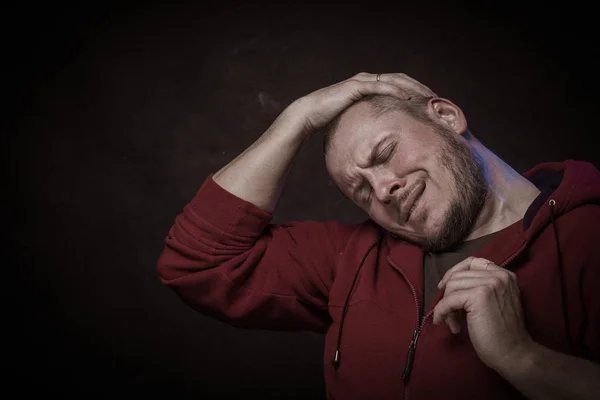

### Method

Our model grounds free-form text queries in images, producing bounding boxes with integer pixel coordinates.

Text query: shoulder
[555,204,600,267]
[558,204,600,238]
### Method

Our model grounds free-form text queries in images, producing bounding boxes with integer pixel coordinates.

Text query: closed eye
[374,141,397,165]
[353,140,396,205]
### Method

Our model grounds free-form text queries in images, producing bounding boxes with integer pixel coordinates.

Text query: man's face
[325,102,488,252]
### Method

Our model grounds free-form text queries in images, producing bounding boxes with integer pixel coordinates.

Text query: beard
[419,127,488,252]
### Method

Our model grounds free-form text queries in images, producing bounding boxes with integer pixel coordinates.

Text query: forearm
[497,341,600,400]
[212,102,309,213]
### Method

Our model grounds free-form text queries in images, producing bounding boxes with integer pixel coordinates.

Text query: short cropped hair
[322,94,434,154]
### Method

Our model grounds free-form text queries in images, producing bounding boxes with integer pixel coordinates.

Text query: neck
[464,135,541,240]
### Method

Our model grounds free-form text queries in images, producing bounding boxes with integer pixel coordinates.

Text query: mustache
[393,181,422,220]
[399,181,422,204]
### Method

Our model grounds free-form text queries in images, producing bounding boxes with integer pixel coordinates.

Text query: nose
[374,176,404,205]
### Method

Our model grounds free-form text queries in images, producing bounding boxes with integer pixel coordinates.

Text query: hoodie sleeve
[156,175,351,333]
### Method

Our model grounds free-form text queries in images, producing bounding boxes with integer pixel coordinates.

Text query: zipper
[499,243,526,268]
[387,257,427,384]
[401,308,435,383]
[389,243,527,390]
[402,327,419,382]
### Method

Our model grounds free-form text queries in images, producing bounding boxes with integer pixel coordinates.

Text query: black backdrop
[4,1,599,399]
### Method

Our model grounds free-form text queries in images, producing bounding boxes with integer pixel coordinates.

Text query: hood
[522,159,600,234]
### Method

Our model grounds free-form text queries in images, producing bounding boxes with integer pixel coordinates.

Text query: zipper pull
[401,328,420,383]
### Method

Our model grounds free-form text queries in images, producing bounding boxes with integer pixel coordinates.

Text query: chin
[416,217,454,252]
[381,225,425,246]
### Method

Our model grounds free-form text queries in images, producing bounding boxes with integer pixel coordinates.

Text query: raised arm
[212,72,411,213]
[156,73,425,332]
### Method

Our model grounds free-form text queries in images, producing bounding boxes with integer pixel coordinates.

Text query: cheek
[428,159,457,198]
[426,204,446,229]
[422,184,452,225]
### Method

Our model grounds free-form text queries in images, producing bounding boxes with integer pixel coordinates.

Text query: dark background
[4,1,599,398]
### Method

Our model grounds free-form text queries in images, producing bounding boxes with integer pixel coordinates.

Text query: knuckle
[294,96,311,107]
[395,87,408,96]
[490,276,502,287]
[347,79,363,90]
[476,285,493,298]
[499,271,512,283]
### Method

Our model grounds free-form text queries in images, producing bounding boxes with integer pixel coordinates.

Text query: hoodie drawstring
[548,199,574,351]
[331,235,383,370]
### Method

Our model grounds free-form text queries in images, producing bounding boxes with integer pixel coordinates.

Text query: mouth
[407,190,423,222]
[402,182,425,223]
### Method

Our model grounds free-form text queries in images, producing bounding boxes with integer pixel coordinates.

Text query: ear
[428,98,468,134]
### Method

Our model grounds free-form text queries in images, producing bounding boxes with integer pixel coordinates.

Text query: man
[157,73,600,399]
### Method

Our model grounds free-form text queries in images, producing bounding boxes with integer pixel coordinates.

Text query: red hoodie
[157,160,600,399]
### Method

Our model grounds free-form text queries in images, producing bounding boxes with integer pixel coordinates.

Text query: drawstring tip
[331,350,340,369]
